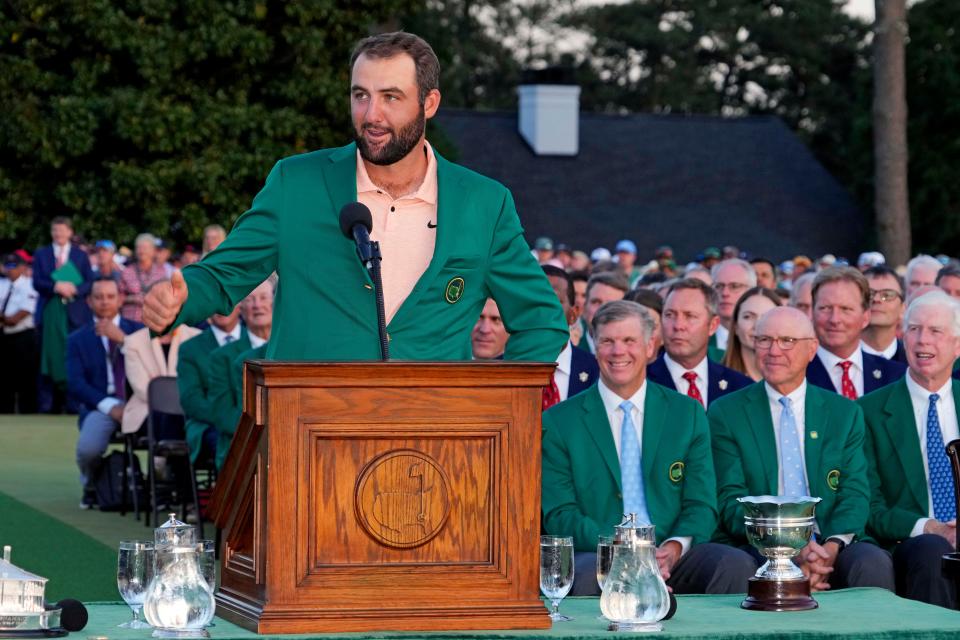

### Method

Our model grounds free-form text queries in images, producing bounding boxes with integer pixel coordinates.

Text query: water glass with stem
[540,535,574,622]
[117,540,155,629]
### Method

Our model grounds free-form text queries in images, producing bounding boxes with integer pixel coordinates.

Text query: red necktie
[683,371,704,407]
[542,377,561,411]
[839,361,857,400]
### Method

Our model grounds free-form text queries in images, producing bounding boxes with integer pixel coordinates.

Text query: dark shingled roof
[434,109,865,262]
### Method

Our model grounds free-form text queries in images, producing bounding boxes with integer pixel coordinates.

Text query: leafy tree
[904,0,960,254]
[0,1,417,249]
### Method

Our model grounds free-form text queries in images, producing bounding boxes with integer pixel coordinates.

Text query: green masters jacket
[541,382,718,552]
[708,382,871,545]
[171,143,567,362]
[205,335,252,468]
[212,341,267,470]
[858,377,960,547]
[177,326,248,463]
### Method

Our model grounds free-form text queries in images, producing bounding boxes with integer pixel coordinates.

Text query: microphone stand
[365,240,389,361]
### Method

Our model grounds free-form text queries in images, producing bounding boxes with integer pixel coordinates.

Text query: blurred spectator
[861,265,906,362]
[685,265,712,285]
[471,298,509,359]
[34,216,95,414]
[202,224,226,256]
[554,243,572,269]
[818,253,837,270]
[155,238,174,278]
[722,245,740,259]
[936,265,960,299]
[750,257,777,290]
[701,247,721,269]
[615,239,641,287]
[577,271,629,353]
[857,251,886,271]
[905,254,944,298]
[793,255,813,277]
[569,250,590,272]
[119,233,167,323]
[569,270,589,345]
[722,287,781,380]
[120,321,201,435]
[92,240,121,283]
[69,278,142,507]
[0,252,39,412]
[623,287,664,355]
[590,247,611,264]
[710,258,757,352]
[180,244,201,266]
[534,237,554,264]
[790,272,816,319]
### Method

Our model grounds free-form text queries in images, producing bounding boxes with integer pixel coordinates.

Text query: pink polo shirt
[356,142,438,324]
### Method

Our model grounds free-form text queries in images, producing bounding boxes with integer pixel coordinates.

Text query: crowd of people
[5,217,960,610]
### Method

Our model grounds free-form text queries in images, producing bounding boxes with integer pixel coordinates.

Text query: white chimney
[518,71,580,156]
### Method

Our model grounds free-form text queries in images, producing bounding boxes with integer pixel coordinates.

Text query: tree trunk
[873,0,911,265]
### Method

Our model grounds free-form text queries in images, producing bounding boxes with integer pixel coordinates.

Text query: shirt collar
[355,141,438,204]
[765,379,807,407]
[249,332,268,349]
[210,323,242,347]
[556,341,573,375]
[598,378,647,415]
[817,345,863,374]
[663,353,709,384]
[905,370,954,403]
[860,338,898,360]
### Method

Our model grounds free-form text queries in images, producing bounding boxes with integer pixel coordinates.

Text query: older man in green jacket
[143,32,566,364]
[542,300,756,596]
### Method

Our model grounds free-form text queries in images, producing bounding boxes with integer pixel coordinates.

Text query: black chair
[942,438,960,609]
[145,376,204,538]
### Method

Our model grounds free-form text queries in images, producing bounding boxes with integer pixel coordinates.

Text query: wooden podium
[209,361,554,633]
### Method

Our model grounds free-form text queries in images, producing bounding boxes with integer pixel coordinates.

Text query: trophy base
[741,577,818,612]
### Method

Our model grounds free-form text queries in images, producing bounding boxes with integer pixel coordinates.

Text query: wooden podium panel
[210,362,553,633]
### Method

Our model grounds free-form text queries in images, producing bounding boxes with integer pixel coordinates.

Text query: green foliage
[905,0,960,254]
[0,0,418,249]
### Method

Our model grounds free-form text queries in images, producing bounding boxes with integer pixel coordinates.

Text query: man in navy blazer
[806,267,905,399]
[33,217,95,412]
[542,266,599,409]
[647,278,752,408]
[67,278,141,505]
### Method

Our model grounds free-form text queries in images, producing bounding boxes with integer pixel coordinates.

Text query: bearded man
[142,32,566,363]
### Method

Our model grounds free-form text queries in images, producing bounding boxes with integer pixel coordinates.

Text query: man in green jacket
[859,290,960,609]
[142,31,566,363]
[542,300,756,596]
[709,306,894,592]
[176,304,245,463]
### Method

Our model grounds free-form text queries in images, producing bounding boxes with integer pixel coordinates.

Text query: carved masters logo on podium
[355,450,451,548]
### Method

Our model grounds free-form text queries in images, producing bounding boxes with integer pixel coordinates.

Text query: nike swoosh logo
[427,221,437,228]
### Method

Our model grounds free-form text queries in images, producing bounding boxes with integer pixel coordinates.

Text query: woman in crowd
[119,233,167,322]
[722,287,781,380]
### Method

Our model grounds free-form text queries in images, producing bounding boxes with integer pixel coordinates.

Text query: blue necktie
[619,400,651,524]
[926,393,956,522]
[778,397,807,497]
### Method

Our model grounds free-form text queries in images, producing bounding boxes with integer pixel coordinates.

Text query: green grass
[0,415,152,601]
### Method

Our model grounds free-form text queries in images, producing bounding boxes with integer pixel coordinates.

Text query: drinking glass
[596,534,616,590]
[117,540,155,629]
[539,535,574,622]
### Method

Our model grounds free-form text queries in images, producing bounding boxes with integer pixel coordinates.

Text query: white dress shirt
[715,325,729,351]
[816,346,865,397]
[861,338,898,360]
[905,373,960,537]
[248,332,268,349]
[663,354,709,406]
[764,380,854,545]
[210,323,242,347]
[1,276,37,334]
[53,242,71,267]
[597,378,691,556]
[96,315,124,416]
[554,341,573,402]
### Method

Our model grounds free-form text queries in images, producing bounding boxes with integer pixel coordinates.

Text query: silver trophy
[738,495,821,611]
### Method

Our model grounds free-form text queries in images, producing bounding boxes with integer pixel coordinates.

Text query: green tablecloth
[84,589,960,639]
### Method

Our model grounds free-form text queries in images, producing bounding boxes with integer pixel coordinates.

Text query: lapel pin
[873,369,882,379]
[718,379,728,390]
[579,371,589,383]
[810,431,819,439]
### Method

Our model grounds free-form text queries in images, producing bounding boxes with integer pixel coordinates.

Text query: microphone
[46,599,88,631]
[339,202,374,264]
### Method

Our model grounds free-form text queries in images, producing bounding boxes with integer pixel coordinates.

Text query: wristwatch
[824,537,847,552]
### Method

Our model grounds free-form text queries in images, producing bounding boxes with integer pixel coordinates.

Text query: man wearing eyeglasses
[806,267,906,399]
[708,259,757,357]
[861,266,907,363]
[709,306,895,592]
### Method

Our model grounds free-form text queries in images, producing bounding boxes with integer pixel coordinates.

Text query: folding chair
[145,376,204,538]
